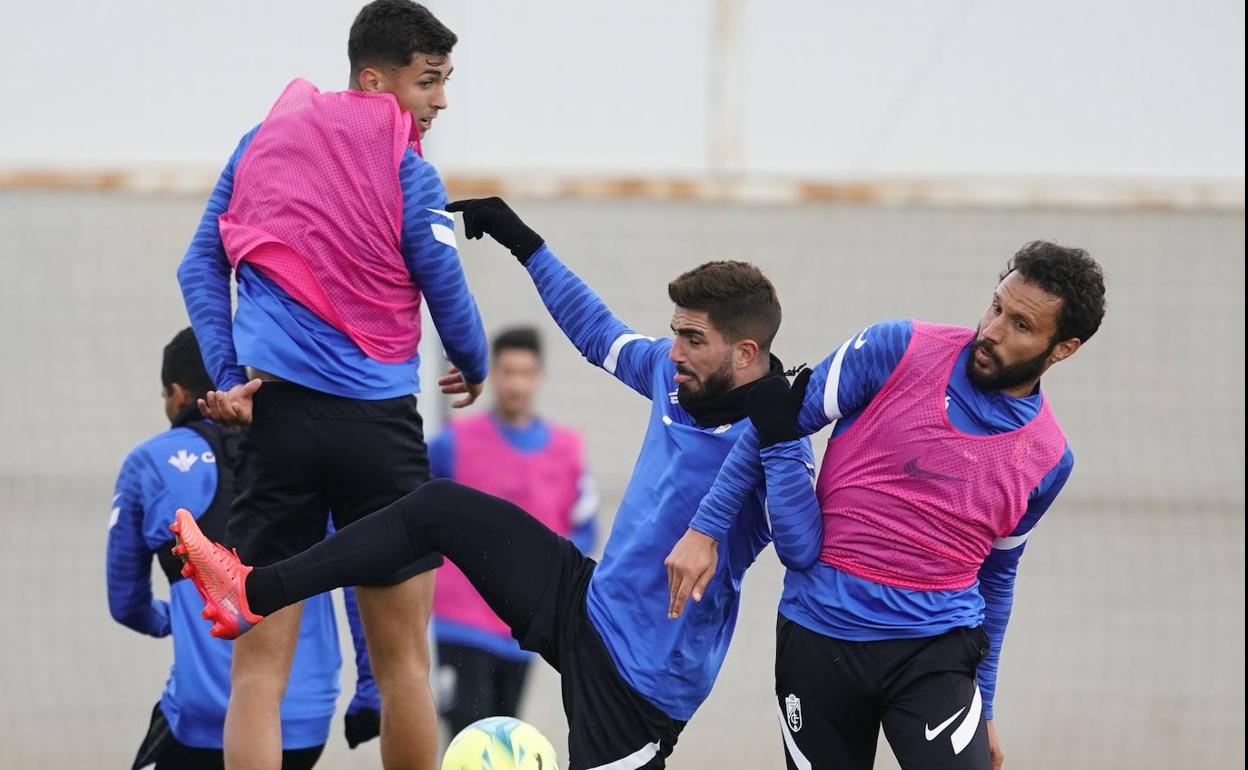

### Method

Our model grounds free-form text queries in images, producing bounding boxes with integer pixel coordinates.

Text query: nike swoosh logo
[924,707,966,741]
[854,329,869,349]
[902,458,967,483]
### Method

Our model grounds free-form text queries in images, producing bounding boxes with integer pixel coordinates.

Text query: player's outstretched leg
[174,479,569,643]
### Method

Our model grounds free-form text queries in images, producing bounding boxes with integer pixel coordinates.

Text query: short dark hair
[492,326,542,361]
[1002,241,1106,343]
[162,328,214,399]
[348,0,457,76]
[667,261,782,351]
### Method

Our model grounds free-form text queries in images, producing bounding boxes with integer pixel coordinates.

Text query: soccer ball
[441,716,558,770]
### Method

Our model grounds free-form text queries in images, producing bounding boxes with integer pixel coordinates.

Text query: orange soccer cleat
[169,508,264,639]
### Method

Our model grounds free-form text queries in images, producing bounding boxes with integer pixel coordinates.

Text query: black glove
[343,707,381,749]
[744,367,812,447]
[445,197,545,264]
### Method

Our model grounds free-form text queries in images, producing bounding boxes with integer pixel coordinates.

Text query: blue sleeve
[689,428,763,541]
[399,153,489,384]
[343,587,380,714]
[797,319,912,435]
[524,245,669,399]
[176,128,259,392]
[760,437,822,569]
[689,427,822,568]
[976,446,1074,720]
[428,430,454,480]
[105,451,171,638]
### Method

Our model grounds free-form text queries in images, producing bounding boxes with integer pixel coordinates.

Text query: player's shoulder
[128,426,214,479]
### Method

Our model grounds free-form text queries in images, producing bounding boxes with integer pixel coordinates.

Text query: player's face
[369,52,453,137]
[669,307,735,406]
[969,271,1064,393]
[491,348,543,421]
[162,383,192,423]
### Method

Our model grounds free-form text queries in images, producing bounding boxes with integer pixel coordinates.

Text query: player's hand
[664,528,718,620]
[197,379,262,427]
[446,197,545,264]
[744,367,812,447]
[986,720,1004,769]
[344,706,381,749]
[437,365,484,409]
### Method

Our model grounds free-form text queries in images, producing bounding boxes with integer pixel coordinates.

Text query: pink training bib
[815,321,1066,591]
[433,414,585,637]
[219,79,425,362]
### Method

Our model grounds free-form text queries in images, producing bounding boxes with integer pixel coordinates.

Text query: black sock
[246,565,287,617]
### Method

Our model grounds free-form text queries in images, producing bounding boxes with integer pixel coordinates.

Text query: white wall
[1,0,1243,179]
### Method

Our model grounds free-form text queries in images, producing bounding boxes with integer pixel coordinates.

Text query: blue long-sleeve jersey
[429,415,599,662]
[691,319,1073,720]
[106,422,346,748]
[522,245,813,721]
[177,127,489,399]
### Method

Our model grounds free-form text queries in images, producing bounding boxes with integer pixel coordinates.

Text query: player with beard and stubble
[169,198,824,769]
[666,241,1107,770]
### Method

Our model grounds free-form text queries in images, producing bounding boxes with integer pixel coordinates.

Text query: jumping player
[175,3,488,768]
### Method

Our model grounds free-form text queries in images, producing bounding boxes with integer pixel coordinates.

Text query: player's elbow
[777,543,820,572]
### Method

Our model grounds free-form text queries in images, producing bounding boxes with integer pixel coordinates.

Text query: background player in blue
[175,4,489,768]
[107,328,373,770]
[667,242,1107,769]
[170,198,824,769]
[428,326,599,735]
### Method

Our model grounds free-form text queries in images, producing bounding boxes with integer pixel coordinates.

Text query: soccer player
[107,328,371,770]
[170,198,821,769]
[175,3,489,768]
[667,242,1107,770]
[429,326,598,735]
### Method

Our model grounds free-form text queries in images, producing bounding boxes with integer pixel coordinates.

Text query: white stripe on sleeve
[992,529,1034,550]
[821,333,857,422]
[603,333,654,374]
[430,223,457,248]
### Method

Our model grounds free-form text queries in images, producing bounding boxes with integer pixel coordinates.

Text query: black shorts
[132,702,324,770]
[228,381,441,583]
[520,540,686,770]
[774,613,991,770]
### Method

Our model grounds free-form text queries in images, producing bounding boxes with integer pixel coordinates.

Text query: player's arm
[668,322,913,616]
[399,157,490,406]
[976,447,1075,724]
[176,128,258,395]
[447,197,666,398]
[685,320,910,539]
[105,452,171,638]
[668,374,822,618]
[341,586,382,749]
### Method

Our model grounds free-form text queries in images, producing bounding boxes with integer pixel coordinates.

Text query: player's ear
[1048,337,1081,365]
[735,338,761,370]
[355,67,384,93]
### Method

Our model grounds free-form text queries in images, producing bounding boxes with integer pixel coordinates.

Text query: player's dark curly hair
[348,0,457,76]
[162,328,214,399]
[1003,241,1106,343]
[668,261,782,352]
[492,326,543,362]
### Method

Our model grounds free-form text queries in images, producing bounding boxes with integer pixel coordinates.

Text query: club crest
[785,693,802,732]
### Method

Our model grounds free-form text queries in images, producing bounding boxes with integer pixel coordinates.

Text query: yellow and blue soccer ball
[441,716,558,770]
